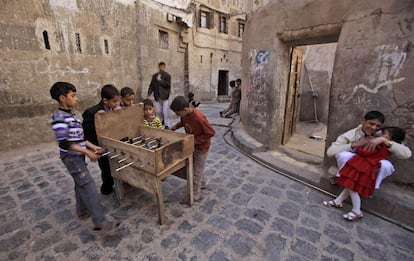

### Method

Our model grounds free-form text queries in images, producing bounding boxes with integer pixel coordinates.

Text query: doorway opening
[282,42,337,160]
[217,70,229,96]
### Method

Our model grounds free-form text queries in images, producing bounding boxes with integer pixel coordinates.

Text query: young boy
[188,92,200,108]
[170,96,215,202]
[143,99,163,129]
[50,81,121,232]
[82,84,120,195]
[120,87,135,107]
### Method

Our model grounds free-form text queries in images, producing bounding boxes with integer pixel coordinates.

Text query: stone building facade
[0,0,252,151]
[241,0,414,184]
[0,0,138,151]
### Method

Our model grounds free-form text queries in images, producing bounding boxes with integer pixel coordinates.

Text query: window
[238,22,245,38]
[42,30,50,50]
[75,33,82,53]
[159,30,169,49]
[104,39,109,54]
[220,16,227,33]
[199,10,214,29]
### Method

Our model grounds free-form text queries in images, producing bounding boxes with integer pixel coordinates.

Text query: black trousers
[98,156,114,194]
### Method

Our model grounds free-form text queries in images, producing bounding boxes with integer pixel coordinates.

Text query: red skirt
[337,156,380,198]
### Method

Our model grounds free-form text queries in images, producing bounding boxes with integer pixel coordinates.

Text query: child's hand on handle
[86,150,99,162]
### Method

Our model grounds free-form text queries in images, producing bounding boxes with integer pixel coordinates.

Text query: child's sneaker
[93,218,122,234]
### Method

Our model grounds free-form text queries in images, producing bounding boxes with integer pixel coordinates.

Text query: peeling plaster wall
[0,0,138,151]
[242,0,414,183]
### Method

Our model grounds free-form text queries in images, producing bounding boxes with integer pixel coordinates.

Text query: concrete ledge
[230,117,264,154]
[230,119,414,230]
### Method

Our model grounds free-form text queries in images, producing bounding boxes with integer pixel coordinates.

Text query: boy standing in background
[120,87,135,107]
[50,82,121,233]
[170,96,215,203]
[82,84,120,195]
[143,99,163,129]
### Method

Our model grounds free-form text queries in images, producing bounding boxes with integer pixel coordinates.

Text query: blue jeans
[61,155,105,225]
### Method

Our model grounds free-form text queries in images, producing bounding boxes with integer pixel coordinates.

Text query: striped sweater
[51,108,86,156]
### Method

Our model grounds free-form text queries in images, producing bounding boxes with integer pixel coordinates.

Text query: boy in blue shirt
[50,82,121,233]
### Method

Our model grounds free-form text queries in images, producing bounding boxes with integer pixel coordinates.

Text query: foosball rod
[115,161,135,172]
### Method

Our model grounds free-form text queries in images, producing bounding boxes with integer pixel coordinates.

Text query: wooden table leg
[187,155,194,205]
[113,178,124,201]
[155,177,165,225]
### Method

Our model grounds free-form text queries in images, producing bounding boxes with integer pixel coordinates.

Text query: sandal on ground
[323,200,343,208]
[343,211,363,221]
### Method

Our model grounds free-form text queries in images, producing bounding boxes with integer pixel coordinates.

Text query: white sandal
[343,211,363,221]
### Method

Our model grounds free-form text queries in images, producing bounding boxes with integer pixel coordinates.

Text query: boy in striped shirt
[50,82,121,233]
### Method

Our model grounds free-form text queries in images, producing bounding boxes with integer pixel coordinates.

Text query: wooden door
[282,47,303,144]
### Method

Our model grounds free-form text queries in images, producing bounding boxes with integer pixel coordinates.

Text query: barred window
[238,22,245,38]
[220,16,227,34]
[75,33,82,53]
[159,30,169,49]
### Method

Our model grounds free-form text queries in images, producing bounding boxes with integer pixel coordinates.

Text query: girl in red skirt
[323,127,407,221]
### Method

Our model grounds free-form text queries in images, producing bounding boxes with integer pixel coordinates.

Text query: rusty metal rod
[131,136,143,141]
[115,162,135,172]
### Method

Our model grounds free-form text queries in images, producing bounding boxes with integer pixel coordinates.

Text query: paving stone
[82,245,104,261]
[321,256,340,261]
[287,190,305,203]
[144,252,163,261]
[220,204,240,219]
[264,233,286,260]
[357,241,388,261]
[17,189,38,200]
[302,204,322,218]
[225,233,255,257]
[161,233,181,250]
[325,242,354,261]
[271,217,295,237]
[323,224,351,244]
[7,250,28,260]
[269,179,287,189]
[0,185,10,196]
[64,221,82,233]
[49,197,72,211]
[290,238,318,259]
[179,220,194,232]
[391,249,414,261]
[356,226,386,246]
[54,209,74,223]
[260,187,282,198]
[191,230,220,253]
[201,199,218,214]
[193,212,204,222]
[0,195,17,211]
[244,208,271,224]
[141,228,156,243]
[0,218,23,236]
[16,182,34,192]
[300,217,320,229]
[207,215,231,230]
[215,188,230,200]
[31,233,62,252]
[170,209,184,218]
[209,251,230,261]
[247,176,265,185]
[102,234,122,248]
[389,232,414,254]
[226,177,243,188]
[34,221,53,234]
[235,218,263,235]
[30,206,52,221]
[78,229,96,244]
[241,183,257,194]
[296,226,321,243]
[54,242,79,256]
[231,192,252,206]
[278,202,300,220]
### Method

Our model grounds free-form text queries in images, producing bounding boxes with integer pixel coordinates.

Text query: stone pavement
[1,104,413,260]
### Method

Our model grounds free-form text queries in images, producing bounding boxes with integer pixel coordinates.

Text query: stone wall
[241,0,414,183]
[0,0,138,151]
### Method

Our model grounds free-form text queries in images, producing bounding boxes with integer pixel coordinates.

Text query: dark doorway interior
[218,70,229,96]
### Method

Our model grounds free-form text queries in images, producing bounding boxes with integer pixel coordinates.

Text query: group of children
[50,81,214,233]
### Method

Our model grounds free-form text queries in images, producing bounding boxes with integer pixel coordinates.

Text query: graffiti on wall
[247,49,271,129]
[345,44,406,104]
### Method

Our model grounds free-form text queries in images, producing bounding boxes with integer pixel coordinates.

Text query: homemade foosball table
[95,104,194,224]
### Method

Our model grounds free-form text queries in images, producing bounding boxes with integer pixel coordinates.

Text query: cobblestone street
[1,106,413,261]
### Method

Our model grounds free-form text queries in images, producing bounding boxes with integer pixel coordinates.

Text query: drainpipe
[210,52,213,101]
